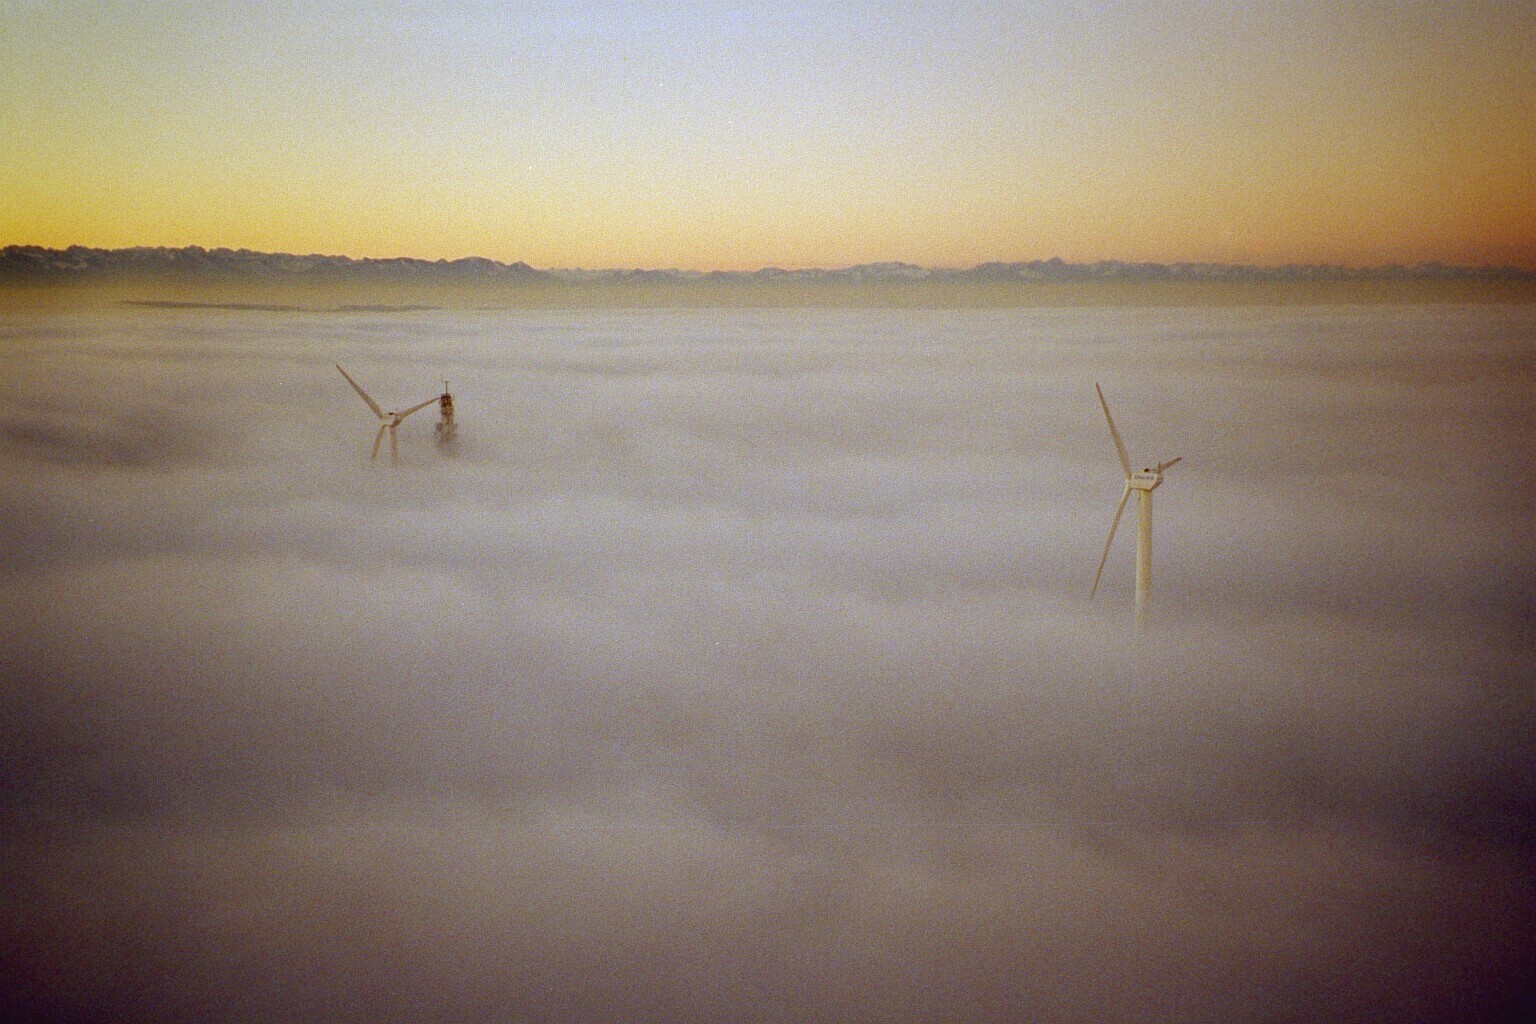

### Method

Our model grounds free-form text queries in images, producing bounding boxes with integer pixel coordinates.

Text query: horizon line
[6,243,1535,278]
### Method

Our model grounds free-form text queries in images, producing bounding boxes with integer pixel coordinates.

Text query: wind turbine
[435,380,456,444]
[1090,383,1182,628]
[336,364,438,465]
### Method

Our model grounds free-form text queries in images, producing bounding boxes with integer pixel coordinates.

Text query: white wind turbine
[336,364,438,465]
[1090,383,1182,628]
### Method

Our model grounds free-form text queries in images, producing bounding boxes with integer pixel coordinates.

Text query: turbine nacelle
[1129,457,1181,491]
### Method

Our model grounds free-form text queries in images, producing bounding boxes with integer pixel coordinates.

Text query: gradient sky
[3,0,1533,270]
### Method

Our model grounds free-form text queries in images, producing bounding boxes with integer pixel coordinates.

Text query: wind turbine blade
[1155,456,1183,473]
[338,365,385,419]
[396,396,438,420]
[1091,484,1132,599]
[371,422,386,461]
[390,423,399,464]
[1096,383,1132,480]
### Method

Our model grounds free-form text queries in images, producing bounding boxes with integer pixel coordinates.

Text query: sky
[2,303,1534,1020]
[3,0,1534,270]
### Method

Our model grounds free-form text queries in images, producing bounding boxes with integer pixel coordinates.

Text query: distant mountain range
[0,245,543,283]
[3,245,1531,284]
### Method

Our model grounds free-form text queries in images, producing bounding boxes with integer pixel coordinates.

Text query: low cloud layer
[2,302,1533,1021]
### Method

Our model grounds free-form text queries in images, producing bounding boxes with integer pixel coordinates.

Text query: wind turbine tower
[436,381,456,444]
[1091,383,1182,628]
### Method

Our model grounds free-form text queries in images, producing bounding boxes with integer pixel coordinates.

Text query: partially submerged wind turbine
[435,380,456,444]
[336,364,438,465]
[1090,383,1182,628]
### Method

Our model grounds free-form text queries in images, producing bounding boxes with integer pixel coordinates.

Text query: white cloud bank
[1,303,1533,1021]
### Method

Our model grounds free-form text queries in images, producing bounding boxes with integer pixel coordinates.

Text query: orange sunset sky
[3,1,1533,271]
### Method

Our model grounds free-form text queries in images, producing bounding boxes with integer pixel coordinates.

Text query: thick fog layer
[3,303,1533,1021]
